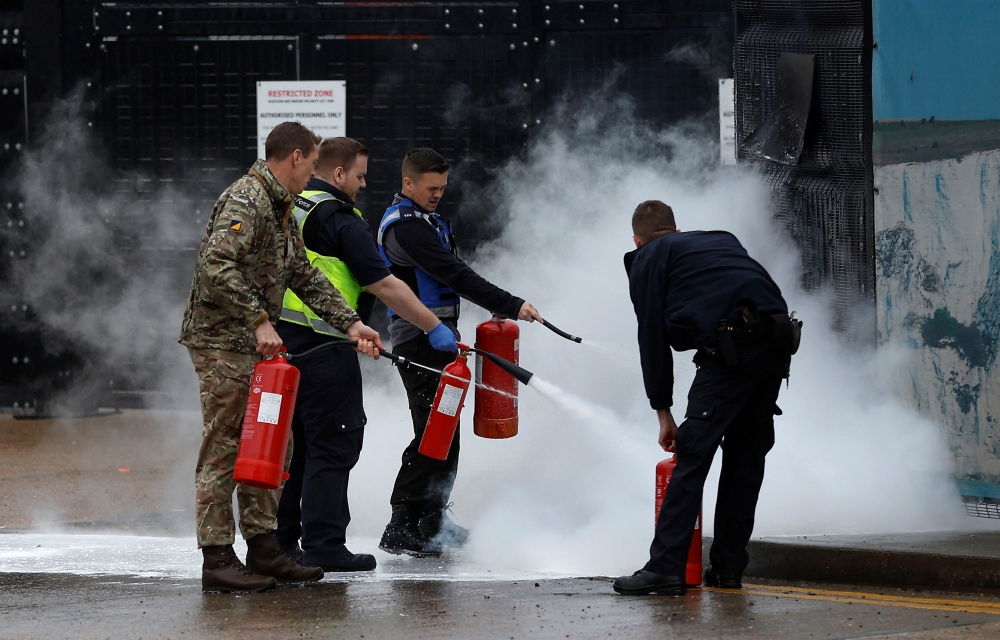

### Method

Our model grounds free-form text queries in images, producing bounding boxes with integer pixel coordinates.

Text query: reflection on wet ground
[3,532,1000,638]
[0,533,566,582]
[3,570,1000,639]
[0,573,1000,640]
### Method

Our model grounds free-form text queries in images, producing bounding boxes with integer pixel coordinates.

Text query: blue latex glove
[427,323,458,353]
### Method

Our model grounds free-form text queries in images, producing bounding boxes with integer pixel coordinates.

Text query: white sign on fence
[719,78,736,166]
[256,81,347,159]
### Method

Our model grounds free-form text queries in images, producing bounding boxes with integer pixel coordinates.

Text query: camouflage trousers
[188,347,294,548]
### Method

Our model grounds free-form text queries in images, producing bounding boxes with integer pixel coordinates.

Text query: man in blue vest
[274,137,458,573]
[377,147,543,556]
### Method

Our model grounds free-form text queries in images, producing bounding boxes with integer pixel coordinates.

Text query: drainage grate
[963,496,1000,519]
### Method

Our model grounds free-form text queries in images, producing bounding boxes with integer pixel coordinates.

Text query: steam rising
[12,87,975,577]
[351,98,970,576]
[12,90,203,411]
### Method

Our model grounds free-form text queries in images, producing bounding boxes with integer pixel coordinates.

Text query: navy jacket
[381,194,523,345]
[624,230,787,410]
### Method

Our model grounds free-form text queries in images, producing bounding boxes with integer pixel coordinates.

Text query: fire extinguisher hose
[467,348,535,386]
[284,339,410,367]
[541,319,583,343]
[284,340,535,388]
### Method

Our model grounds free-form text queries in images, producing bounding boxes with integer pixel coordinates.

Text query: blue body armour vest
[377,197,461,318]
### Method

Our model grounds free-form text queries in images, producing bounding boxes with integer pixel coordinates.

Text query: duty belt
[711,298,801,368]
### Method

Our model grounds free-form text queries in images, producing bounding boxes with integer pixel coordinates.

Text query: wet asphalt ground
[5,412,1000,637]
[4,570,1000,639]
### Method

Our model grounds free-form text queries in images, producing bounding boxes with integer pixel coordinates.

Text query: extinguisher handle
[541,320,583,343]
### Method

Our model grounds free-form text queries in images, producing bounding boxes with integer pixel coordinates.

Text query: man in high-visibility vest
[275,137,457,572]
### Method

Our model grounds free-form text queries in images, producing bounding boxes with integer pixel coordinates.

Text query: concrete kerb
[734,534,1000,591]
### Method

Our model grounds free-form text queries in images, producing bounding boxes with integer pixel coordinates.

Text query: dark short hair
[632,200,676,241]
[315,137,369,175]
[264,122,321,161]
[402,147,450,180]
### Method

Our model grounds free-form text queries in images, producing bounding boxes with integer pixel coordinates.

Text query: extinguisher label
[514,338,520,351]
[475,355,483,384]
[437,384,464,417]
[257,392,282,425]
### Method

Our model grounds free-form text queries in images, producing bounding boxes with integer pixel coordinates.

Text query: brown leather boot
[202,544,276,593]
[246,533,324,582]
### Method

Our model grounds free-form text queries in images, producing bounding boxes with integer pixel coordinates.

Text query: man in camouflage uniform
[180,122,383,593]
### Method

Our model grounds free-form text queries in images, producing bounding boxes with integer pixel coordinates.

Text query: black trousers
[645,340,790,577]
[388,333,461,515]
[275,347,366,566]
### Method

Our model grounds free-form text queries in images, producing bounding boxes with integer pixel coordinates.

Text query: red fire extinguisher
[656,455,703,587]
[418,344,473,460]
[473,316,519,439]
[234,348,300,490]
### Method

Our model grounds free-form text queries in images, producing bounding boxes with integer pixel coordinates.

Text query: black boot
[201,544,276,594]
[246,533,324,582]
[613,570,686,596]
[379,504,442,558]
[419,503,469,547]
[704,563,742,589]
[320,546,377,573]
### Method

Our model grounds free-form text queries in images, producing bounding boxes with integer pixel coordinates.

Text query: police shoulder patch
[293,194,316,212]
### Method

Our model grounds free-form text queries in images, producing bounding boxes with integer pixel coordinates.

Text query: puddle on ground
[0,533,570,582]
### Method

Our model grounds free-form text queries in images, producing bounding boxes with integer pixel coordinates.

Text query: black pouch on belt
[765,312,803,355]
[716,320,739,366]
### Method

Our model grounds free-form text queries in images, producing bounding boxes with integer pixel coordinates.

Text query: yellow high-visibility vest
[281,190,364,337]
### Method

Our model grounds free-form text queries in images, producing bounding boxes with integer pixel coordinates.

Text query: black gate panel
[99,37,299,199]
[734,0,872,333]
[541,29,720,130]
[307,35,531,244]
[3,0,736,410]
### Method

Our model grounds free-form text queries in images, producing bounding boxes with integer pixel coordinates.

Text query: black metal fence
[734,0,873,333]
[0,1,735,411]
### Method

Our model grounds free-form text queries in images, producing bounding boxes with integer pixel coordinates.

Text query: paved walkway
[3,571,1000,639]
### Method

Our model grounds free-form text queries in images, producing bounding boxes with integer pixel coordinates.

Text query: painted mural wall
[873,0,1000,495]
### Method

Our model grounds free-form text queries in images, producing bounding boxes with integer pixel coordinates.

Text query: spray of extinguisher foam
[233,348,300,490]
[418,344,474,461]
[656,455,703,587]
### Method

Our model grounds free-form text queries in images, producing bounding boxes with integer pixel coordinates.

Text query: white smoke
[8,91,205,523]
[347,98,975,577]
[11,89,204,413]
[9,86,980,580]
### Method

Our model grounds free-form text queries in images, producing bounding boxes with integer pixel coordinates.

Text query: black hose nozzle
[541,319,582,343]
[470,348,534,385]
[286,339,411,368]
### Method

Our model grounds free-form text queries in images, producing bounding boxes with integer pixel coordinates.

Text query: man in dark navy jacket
[614,200,796,596]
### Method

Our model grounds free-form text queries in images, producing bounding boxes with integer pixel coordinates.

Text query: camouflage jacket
[179,159,361,353]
